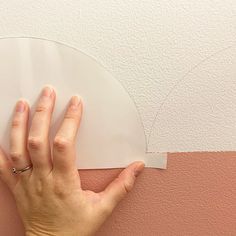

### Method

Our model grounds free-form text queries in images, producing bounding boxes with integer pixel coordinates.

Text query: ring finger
[10,99,32,175]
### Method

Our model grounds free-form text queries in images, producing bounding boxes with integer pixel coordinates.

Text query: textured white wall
[0,0,235,152]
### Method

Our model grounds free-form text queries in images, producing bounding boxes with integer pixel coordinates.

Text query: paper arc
[0,37,167,169]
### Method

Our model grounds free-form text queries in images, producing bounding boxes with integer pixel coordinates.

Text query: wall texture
[0,1,236,235]
[0,0,235,142]
[1,152,236,235]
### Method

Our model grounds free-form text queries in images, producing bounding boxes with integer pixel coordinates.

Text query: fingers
[100,161,145,212]
[10,100,32,175]
[28,86,55,175]
[0,147,17,191]
[53,96,82,174]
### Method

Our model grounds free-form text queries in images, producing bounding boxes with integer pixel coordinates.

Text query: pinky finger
[0,147,17,191]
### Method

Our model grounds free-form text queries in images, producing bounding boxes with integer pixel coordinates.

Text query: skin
[0,86,145,236]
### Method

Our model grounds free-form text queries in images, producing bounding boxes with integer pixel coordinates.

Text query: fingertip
[42,84,55,92]
[73,94,83,102]
[133,161,145,177]
[135,161,146,167]
[16,98,29,110]
[69,95,82,107]
[41,84,56,100]
[72,95,83,110]
[70,95,83,118]
[127,161,145,171]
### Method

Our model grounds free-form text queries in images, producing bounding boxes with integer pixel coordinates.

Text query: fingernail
[133,162,145,177]
[16,100,25,113]
[70,95,81,109]
[42,86,54,97]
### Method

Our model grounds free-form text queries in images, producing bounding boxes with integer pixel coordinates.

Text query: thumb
[100,161,145,212]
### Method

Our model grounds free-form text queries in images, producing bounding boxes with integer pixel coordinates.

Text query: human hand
[0,86,145,236]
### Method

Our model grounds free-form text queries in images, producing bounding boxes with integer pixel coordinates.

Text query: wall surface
[0,1,236,235]
[1,152,236,235]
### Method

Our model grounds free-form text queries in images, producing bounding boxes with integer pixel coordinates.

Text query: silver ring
[12,165,32,174]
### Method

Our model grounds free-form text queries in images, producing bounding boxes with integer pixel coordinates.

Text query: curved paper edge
[0,37,167,169]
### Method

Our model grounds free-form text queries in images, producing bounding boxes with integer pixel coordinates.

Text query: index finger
[52,96,83,175]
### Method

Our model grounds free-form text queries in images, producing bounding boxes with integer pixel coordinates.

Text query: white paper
[0,0,235,160]
[0,38,167,169]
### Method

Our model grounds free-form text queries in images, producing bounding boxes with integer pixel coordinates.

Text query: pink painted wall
[0,152,236,235]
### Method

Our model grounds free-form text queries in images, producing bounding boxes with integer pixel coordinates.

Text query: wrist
[25,232,56,236]
[25,230,91,236]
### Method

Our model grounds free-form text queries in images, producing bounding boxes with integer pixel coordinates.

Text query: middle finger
[27,86,55,175]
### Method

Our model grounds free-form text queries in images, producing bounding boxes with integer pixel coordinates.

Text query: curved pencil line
[147,42,236,147]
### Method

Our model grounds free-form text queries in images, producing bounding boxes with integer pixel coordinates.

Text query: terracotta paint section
[0,152,236,235]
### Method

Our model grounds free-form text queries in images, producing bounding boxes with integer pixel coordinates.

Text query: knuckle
[34,179,44,196]
[35,105,48,113]
[11,118,21,128]
[10,151,22,163]
[64,112,77,121]
[101,203,113,216]
[53,182,67,199]
[122,179,134,194]
[53,136,71,152]
[28,136,44,151]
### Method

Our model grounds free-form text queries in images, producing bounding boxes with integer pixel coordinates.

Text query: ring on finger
[12,164,33,174]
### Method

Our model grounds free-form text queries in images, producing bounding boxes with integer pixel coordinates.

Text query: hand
[0,86,145,236]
